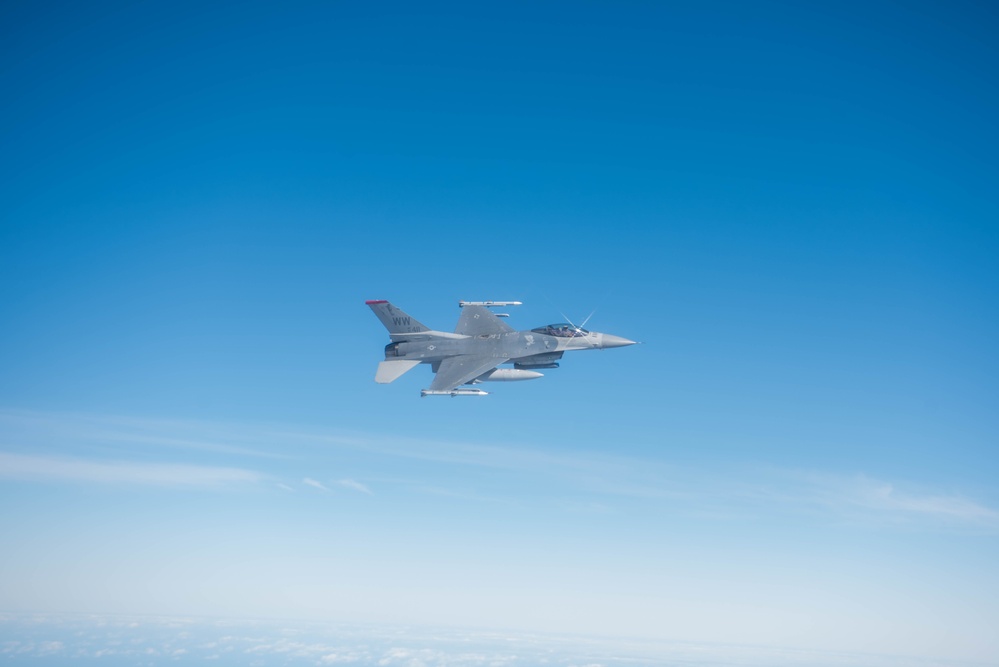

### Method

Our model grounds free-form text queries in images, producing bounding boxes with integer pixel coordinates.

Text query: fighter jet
[366,300,636,396]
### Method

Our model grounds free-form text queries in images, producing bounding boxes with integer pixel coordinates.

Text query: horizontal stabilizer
[375,360,421,384]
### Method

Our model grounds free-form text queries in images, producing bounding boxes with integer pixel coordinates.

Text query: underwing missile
[421,388,490,398]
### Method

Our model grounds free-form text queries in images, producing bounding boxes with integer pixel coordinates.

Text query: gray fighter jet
[366,300,636,396]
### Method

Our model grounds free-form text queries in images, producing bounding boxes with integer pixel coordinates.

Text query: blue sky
[1,1,998,664]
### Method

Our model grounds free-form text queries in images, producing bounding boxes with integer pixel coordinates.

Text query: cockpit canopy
[532,323,589,338]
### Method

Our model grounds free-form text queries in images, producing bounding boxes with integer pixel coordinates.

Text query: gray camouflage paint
[366,300,636,396]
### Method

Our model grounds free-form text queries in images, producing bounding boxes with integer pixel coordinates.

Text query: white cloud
[303,477,330,492]
[0,453,262,487]
[335,478,372,494]
[817,473,999,527]
[37,641,64,656]
[320,651,367,663]
[0,612,981,666]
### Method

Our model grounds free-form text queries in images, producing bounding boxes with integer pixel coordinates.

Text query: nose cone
[600,334,637,349]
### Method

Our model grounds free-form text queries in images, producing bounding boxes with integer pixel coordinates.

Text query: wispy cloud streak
[334,478,372,494]
[0,453,262,487]
[302,478,329,492]
[802,473,999,527]
[0,409,286,459]
[2,408,996,531]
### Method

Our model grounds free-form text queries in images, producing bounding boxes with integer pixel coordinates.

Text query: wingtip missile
[458,300,522,308]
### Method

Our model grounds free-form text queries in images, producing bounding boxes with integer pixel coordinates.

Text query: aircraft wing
[454,305,515,336]
[429,355,507,391]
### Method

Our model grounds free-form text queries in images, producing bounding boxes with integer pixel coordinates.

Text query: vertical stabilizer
[365,300,430,336]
